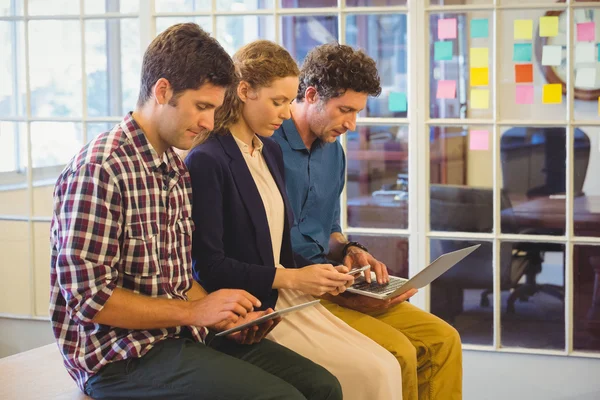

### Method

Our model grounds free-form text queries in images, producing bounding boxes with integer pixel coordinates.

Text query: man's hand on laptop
[211,309,282,345]
[341,289,418,313]
[343,249,389,285]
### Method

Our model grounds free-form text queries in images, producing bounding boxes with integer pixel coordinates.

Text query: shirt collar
[121,112,187,176]
[232,133,264,154]
[280,119,310,151]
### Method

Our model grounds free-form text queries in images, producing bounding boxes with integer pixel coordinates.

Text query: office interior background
[1,0,600,398]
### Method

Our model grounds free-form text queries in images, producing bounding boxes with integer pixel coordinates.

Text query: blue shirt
[272,119,346,263]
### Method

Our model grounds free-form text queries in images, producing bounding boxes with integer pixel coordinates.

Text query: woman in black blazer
[185,40,402,400]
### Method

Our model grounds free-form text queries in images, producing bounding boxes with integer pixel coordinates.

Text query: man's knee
[303,365,343,400]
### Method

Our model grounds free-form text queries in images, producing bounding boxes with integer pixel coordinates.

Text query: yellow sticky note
[471,89,490,109]
[540,16,559,37]
[470,48,489,68]
[542,84,562,104]
[597,97,600,116]
[470,67,489,86]
[514,19,533,40]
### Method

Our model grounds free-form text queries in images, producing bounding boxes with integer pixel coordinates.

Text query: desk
[503,195,600,339]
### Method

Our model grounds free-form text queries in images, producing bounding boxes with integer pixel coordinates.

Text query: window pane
[430,12,494,119]
[281,15,338,62]
[34,222,51,316]
[87,122,115,141]
[572,9,600,121]
[280,0,336,8]
[28,0,79,15]
[347,235,408,278]
[217,0,273,10]
[29,21,82,118]
[30,122,82,170]
[86,19,141,117]
[0,0,23,16]
[346,14,407,118]
[573,127,599,237]
[430,125,493,233]
[500,0,560,4]
[0,122,28,216]
[500,127,566,236]
[500,242,565,350]
[573,245,600,353]
[0,221,30,315]
[0,21,25,117]
[430,239,493,346]
[84,0,139,13]
[347,0,405,5]
[216,16,275,55]
[499,9,567,121]
[346,125,408,229]
[155,0,210,12]
[156,17,212,36]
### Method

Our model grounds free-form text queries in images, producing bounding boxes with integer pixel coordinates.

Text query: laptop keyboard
[351,277,409,294]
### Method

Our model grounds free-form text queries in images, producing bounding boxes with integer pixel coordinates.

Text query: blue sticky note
[513,43,533,62]
[597,44,600,62]
[388,92,407,113]
[471,19,489,39]
[434,41,453,61]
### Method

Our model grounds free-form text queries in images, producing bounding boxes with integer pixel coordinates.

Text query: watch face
[546,9,600,92]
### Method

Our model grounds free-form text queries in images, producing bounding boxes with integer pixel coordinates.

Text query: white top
[233,134,285,265]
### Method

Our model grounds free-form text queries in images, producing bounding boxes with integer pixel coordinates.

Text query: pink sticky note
[469,130,489,151]
[436,80,457,99]
[438,18,457,40]
[516,85,534,105]
[577,22,595,42]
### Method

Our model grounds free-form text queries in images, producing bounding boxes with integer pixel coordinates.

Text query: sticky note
[438,18,457,40]
[471,19,488,39]
[575,67,596,89]
[434,41,453,61]
[539,16,559,37]
[598,97,600,116]
[516,85,534,105]
[542,83,562,104]
[470,47,489,68]
[514,19,533,40]
[470,67,489,86]
[598,44,600,62]
[515,64,533,83]
[469,130,489,151]
[471,89,489,109]
[388,92,407,112]
[576,43,596,64]
[436,80,456,99]
[577,22,595,42]
[542,45,562,66]
[513,43,532,62]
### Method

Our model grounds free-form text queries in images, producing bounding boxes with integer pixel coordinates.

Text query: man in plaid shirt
[50,23,341,400]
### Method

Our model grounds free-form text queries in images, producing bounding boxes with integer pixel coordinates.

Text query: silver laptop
[346,244,481,300]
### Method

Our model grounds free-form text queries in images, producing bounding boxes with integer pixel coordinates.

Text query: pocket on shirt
[122,220,161,277]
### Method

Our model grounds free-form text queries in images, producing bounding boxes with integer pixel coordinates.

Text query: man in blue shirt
[273,43,463,400]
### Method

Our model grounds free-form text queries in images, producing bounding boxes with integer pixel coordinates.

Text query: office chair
[499,127,590,309]
[429,185,529,320]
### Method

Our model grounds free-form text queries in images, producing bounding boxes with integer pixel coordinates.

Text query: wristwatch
[342,241,369,258]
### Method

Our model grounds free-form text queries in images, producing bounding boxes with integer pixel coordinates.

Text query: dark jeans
[85,336,342,400]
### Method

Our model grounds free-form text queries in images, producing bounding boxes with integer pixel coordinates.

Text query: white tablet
[214,299,320,337]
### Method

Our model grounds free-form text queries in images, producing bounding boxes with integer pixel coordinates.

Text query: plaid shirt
[49,113,204,391]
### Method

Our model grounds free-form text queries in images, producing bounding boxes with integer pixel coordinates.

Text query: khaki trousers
[321,300,463,400]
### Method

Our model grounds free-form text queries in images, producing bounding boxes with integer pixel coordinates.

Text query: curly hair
[137,23,234,107]
[210,40,300,134]
[297,43,381,102]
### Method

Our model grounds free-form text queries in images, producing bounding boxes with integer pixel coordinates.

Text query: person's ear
[237,81,251,103]
[153,78,171,105]
[304,86,319,104]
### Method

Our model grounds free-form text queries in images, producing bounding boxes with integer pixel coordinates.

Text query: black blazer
[185,133,306,309]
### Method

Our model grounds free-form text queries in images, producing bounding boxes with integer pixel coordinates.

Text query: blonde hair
[200,41,299,143]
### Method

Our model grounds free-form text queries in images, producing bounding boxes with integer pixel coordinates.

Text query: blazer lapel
[217,134,274,267]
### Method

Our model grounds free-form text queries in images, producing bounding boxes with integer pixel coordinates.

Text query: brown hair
[137,23,235,107]
[211,40,299,133]
[297,43,381,102]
